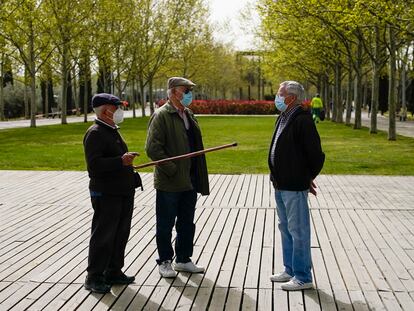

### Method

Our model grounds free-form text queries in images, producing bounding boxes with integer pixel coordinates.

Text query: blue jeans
[156,189,197,264]
[275,190,312,283]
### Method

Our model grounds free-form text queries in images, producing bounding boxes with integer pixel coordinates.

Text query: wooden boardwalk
[0,171,413,310]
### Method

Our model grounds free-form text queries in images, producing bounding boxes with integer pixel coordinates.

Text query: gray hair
[280,81,305,105]
[93,106,104,116]
[167,88,173,99]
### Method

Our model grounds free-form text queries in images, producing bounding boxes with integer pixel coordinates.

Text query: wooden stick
[133,142,237,169]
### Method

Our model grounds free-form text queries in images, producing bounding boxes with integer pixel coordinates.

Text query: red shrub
[157,99,276,115]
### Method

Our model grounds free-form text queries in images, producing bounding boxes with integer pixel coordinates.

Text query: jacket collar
[164,100,191,115]
[95,118,119,130]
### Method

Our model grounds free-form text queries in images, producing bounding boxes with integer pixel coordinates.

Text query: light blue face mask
[180,91,193,107]
[275,95,287,112]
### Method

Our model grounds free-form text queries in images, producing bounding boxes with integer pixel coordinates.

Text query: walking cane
[133,142,238,170]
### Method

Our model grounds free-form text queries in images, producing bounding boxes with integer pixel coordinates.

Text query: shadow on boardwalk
[0,171,413,310]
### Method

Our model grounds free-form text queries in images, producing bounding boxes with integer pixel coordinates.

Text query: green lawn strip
[0,116,413,175]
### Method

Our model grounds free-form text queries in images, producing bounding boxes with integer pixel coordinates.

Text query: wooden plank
[311,210,348,292]
[378,291,404,311]
[205,287,227,310]
[210,174,232,207]
[262,175,271,209]
[197,174,223,206]
[259,247,273,290]
[242,288,257,310]
[2,172,414,310]
[174,286,198,310]
[274,288,288,310]
[229,209,256,288]
[181,209,238,308]
[158,286,183,310]
[348,290,369,311]
[303,289,321,311]
[257,288,272,311]
[201,173,225,207]
[253,174,264,207]
[236,174,251,207]
[362,290,387,311]
[356,210,406,292]
[125,285,155,311]
[344,210,390,291]
[244,175,257,207]
[395,291,414,311]
[25,283,69,310]
[219,174,239,207]
[337,210,378,291]
[311,248,337,311]
[289,291,305,310]
[227,174,246,207]
[0,281,39,309]
[223,288,242,311]
[324,209,361,291]
[244,209,265,289]
[42,284,82,311]
[215,209,248,288]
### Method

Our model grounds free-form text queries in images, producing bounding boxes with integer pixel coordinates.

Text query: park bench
[51,108,62,118]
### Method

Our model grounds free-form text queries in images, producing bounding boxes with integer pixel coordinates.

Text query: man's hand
[122,152,139,166]
[309,180,317,196]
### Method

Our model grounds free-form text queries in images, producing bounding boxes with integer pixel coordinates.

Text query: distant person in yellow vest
[311,94,323,123]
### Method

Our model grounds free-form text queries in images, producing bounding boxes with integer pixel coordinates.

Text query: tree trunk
[45,80,49,118]
[335,62,343,123]
[346,66,353,126]
[83,53,90,123]
[0,54,4,121]
[149,79,154,115]
[388,25,397,140]
[72,66,79,116]
[323,75,330,120]
[24,68,29,119]
[132,79,136,118]
[401,59,407,121]
[370,61,379,132]
[353,37,363,129]
[61,42,69,124]
[139,79,146,117]
[29,23,36,128]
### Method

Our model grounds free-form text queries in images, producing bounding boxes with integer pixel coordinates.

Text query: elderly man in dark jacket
[146,77,209,278]
[83,93,139,293]
[269,81,325,291]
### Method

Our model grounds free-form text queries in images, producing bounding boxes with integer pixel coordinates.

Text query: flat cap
[92,93,122,108]
[167,77,196,89]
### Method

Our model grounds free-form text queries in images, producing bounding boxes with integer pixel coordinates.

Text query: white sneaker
[173,261,205,273]
[281,277,313,291]
[270,271,292,282]
[159,260,177,278]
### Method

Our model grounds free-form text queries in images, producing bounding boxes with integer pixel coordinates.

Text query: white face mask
[112,107,124,124]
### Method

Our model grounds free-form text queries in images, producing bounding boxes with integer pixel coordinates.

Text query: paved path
[349,111,414,138]
[0,109,151,130]
[0,171,413,310]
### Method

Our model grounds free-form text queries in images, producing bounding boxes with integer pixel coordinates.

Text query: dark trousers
[156,189,197,264]
[87,192,134,278]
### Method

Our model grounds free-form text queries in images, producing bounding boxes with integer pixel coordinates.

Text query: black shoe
[105,273,135,285]
[84,275,111,294]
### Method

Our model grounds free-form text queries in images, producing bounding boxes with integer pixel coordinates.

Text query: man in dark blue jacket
[269,81,325,291]
[83,93,138,293]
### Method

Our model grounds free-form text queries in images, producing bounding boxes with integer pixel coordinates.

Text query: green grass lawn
[0,116,413,175]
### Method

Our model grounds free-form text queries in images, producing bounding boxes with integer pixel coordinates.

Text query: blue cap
[92,93,122,108]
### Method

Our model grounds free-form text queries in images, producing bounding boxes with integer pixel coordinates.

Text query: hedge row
[158,99,276,115]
